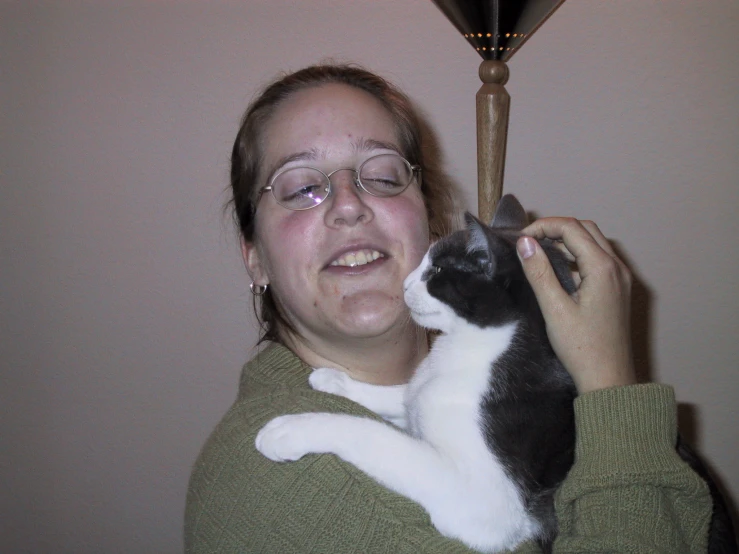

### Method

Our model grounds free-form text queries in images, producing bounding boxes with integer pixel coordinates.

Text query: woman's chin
[332,291,410,339]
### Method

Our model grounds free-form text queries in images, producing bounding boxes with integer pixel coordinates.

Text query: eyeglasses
[257,153,422,211]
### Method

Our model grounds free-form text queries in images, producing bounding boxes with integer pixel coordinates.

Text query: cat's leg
[256,413,531,552]
[256,413,455,508]
[309,368,407,428]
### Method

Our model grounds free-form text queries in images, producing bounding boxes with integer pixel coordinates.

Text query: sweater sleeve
[184,389,477,554]
[548,383,712,554]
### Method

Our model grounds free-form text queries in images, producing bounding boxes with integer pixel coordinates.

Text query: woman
[185,64,711,553]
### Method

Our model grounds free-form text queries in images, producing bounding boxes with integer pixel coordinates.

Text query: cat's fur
[256,195,577,552]
[256,195,736,553]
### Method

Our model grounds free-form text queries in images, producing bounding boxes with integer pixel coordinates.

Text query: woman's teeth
[330,250,384,267]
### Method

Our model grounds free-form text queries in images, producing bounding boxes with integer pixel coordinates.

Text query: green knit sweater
[185,343,711,553]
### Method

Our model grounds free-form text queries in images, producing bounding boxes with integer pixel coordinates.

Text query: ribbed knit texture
[185,343,711,553]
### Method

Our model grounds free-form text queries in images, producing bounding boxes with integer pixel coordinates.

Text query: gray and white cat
[256,195,577,552]
[256,194,737,553]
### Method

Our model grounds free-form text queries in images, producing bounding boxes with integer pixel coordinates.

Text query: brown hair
[229,64,455,344]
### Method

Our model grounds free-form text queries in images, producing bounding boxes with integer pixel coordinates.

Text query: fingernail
[517,236,537,260]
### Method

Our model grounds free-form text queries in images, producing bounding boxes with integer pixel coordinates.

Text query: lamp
[431,0,566,222]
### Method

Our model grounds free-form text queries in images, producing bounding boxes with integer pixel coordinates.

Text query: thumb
[516,236,570,318]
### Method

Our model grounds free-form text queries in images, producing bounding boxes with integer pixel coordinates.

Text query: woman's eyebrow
[352,138,401,154]
[264,149,320,183]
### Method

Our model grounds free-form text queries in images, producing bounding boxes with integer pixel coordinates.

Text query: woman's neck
[284,323,428,385]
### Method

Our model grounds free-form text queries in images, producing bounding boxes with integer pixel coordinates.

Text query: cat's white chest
[406,324,516,461]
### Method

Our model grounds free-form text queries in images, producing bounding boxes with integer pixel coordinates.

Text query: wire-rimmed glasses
[257,153,422,211]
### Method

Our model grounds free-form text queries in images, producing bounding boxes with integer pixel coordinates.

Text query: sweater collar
[238,342,312,396]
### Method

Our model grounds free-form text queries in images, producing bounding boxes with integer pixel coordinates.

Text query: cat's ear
[464,212,496,276]
[464,212,489,253]
[490,194,528,231]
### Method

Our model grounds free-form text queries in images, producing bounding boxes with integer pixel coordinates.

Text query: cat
[256,194,737,553]
[256,195,578,552]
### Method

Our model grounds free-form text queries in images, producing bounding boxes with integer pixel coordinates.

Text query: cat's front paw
[255,414,326,462]
[309,367,350,397]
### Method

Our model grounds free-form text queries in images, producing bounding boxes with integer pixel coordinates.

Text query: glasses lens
[271,167,329,210]
[359,154,413,197]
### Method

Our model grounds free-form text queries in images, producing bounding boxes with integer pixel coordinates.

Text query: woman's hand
[517,217,637,394]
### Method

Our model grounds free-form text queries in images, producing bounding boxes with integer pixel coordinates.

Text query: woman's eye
[363,177,403,190]
[274,167,328,203]
[297,184,322,196]
[284,183,323,201]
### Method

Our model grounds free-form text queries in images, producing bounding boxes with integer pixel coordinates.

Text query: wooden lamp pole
[431,0,566,220]
[477,59,510,223]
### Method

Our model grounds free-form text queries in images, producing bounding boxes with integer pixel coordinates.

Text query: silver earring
[249,282,268,296]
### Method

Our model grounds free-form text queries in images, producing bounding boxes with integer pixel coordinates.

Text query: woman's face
[243,83,430,346]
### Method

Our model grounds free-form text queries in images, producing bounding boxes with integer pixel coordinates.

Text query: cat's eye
[431,265,442,275]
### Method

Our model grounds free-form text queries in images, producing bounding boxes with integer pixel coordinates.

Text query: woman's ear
[240,237,269,286]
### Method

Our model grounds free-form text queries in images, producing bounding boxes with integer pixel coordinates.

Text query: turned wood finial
[479,60,509,85]
[476,59,510,222]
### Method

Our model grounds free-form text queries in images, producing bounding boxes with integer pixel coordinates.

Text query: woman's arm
[514,218,712,553]
[185,390,476,554]
[551,383,712,553]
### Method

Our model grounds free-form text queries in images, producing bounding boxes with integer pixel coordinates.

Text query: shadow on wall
[678,402,739,542]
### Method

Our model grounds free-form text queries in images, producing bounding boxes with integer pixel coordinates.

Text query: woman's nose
[324,169,374,228]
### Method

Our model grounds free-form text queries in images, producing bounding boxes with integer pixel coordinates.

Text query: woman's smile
[329,248,385,268]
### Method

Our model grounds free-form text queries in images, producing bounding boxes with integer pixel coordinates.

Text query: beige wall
[2,0,737,551]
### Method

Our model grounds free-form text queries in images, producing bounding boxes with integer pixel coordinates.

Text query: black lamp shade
[431,0,566,61]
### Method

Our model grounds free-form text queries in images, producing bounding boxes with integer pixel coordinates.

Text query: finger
[579,220,616,256]
[522,217,597,246]
[579,220,632,278]
[516,236,573,318]
[570,269,582,289]
[550,240,576,262]
[522,218,614,282]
